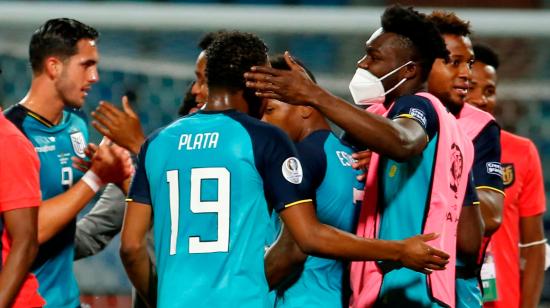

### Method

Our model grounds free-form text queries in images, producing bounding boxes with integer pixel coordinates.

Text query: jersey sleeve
[295,134,328,199]
[254,127,313,213]
[472,123,504,194]
[463,172,479,207]
[388,95,439,141]
[127,138,152,205]
[518,140,546,217]
[0,134,41,212]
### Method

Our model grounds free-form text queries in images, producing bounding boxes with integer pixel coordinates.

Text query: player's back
[143,110,287,307]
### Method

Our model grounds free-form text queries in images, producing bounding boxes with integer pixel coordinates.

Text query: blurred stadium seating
[1,1,549,305]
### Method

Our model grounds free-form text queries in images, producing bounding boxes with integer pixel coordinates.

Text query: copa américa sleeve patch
[281,157,303,184]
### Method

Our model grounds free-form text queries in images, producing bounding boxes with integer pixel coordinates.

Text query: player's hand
[352,150,372,181]
[398,233,449,274]
[71,143,98,173]
[91,96,145,155]
[244,51,320,106]
[90,141,134,184]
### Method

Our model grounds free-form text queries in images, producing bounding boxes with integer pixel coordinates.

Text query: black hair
[198,30,227,51]
[205,31,268,92]
[29,18,98,73]
[473,43,500,70]
[381,5,449,81]
[269,54,317,83]
[428,11,471,37]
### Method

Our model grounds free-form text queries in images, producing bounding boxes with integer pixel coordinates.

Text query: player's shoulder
[227,110,290,142]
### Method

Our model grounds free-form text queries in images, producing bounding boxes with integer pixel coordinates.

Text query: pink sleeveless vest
[350,92,474,308]
[456,103,497,265]
[456,103,495,141]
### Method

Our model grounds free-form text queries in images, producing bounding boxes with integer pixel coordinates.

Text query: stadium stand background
[1,1,549,306]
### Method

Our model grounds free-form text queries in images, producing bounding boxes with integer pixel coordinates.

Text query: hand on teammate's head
[244,51,318,106]
[91,96,145,155]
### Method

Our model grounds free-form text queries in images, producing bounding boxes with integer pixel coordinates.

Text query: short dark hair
[29,18,98,73]
[428,11,471,37]
[269,54,317,83]
[381,5,449,81]
[198,30,226,51]
[473,44,500,70]
[205,31,268,92]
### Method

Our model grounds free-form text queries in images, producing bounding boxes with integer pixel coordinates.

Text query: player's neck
[298,117,331,142]
[19,79,65,125]
[204,90,249,114]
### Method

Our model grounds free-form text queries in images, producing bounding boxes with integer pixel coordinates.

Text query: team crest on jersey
[70,131,86,158]
[502,163,515,188]
[449,143,464,198]
[282,157,303,184]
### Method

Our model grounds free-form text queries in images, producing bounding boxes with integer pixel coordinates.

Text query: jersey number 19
[166,168,230,255]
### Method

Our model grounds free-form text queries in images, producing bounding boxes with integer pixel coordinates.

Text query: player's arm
[74,184,125,260]
[472,123,504,236]
[120,201,155,307]
[0,135,40,307]
[456,174,484,264]
[519,214,545,308]
[120,137,156,307]
[38,142,132,244]
[518,141,546,308]
[265,219,307,290]
[0,207,39,308]
[279,202,448,272]
[245,52,427,161]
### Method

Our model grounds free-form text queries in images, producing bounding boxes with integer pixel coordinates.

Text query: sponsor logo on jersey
[501,163,515,188]
[486,162,503,177]
[409,108,427,128]
[282,157,303,184]
[70,131,86,158]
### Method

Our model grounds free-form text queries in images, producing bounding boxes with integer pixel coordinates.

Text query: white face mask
[348,60,413,105]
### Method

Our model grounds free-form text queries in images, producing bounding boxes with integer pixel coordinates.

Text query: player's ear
[299,106,314,119]
[44,56,62,79]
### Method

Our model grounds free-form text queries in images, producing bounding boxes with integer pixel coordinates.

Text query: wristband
[519,238,547,248]
[81,170,105,193]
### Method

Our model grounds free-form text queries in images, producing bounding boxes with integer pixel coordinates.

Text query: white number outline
[166,167,230,255]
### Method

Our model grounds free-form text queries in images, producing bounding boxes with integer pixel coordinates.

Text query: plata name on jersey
[178,132,219,150]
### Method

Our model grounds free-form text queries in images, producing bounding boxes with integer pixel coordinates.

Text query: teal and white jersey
[128,109,310,308]
[275,130,363,308]
[4,104,88,308]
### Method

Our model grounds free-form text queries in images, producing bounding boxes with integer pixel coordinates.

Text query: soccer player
[465,44,546,308]
[262,55,363,307]
[121,30,449,308]
[4,18,131,308]
[427,12,505,307]
[0,108,43,308]
[245,6,474,307]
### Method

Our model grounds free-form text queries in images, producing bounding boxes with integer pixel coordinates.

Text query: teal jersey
[275,130,362,308]
[128,110,310,308]
[373,95,441,307]
[4,104,87,308]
